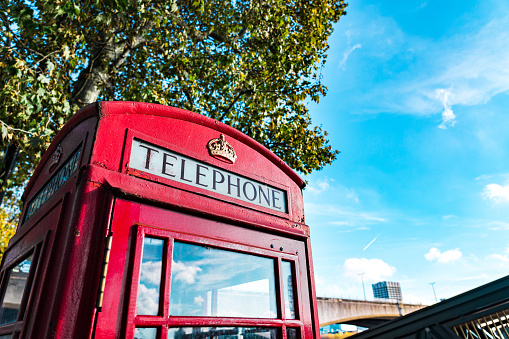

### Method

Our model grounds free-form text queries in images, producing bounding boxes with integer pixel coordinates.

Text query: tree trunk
[0,143,20,207]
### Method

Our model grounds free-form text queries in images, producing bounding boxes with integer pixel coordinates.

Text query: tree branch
[0,120,35,136]
[221,89,253,121]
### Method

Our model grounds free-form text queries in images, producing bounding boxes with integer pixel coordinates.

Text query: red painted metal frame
[0,102,320,338]
[100,200,309,339]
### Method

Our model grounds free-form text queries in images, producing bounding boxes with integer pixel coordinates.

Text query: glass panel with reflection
[137,237,164,315]
[170,242,277,318]
[168,327,279,339]
[0,255,33,325]
[286,327,299,339]
[282,261,296,319]
[134,327,158,339]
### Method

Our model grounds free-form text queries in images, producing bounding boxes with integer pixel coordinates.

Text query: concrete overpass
[317,297,427,328]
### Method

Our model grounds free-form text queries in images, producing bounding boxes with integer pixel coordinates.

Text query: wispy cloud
[488,254,509,263]
[487,221,509,230]
[476,173,509,181]
[338,10,509,120]
[305,178,360,203]
[339,43,362,69]
[436,88,456,129]
[306,202,388,227]
[425,248,462,263]
[416,2,427,10]
[487,246,509,263]
[306,178,332,195]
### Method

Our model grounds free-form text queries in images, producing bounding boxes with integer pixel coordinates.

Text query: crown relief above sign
[207,134,237,164]
[49,145,63,173]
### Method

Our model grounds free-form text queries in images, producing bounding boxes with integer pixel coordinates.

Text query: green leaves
[0,0,346,200]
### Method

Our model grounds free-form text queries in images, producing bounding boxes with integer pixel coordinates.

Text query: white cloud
[306,178,332,195]
[343,258,396,282]
[425,248,462,263]
[172,261,202,284]
[140,261,162,286]
[404,293,432,305]
[137,284,160,315]
[482,183,509,203]
[435,88,456,129]
[194,295,205,305]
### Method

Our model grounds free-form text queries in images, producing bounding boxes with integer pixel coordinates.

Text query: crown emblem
[207,134,237,164]
[49,145,63,173]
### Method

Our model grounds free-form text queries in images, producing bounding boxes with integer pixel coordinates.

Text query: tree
[0,0,347,201]
[0,206,18,261]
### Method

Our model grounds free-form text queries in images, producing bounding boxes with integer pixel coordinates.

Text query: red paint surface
[0,102,319,338]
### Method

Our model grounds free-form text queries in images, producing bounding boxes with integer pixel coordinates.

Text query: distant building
[372,281,402,301]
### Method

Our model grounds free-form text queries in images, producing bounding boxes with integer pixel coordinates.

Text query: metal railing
[451,308,509,339]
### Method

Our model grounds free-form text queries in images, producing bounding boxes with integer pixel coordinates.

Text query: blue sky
[305,0,509,304]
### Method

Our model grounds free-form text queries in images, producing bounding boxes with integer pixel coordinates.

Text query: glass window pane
[134,327,158,339]
[286,327,299,339]
[0,334,12,339]
[282,261,296,319]
[137,238,164,315]
[168,327,279,339]
[170,242,277,318]
[0,255,33,325]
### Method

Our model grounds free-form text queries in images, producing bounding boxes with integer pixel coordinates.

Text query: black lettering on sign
[243,182,257,201]
[272,190,282,209]
[259,186,270,206]
[228,175,241,197]
[129,139,288,213]
[213,169,225,190]
[139,144,159,169]
[162,153,177,177]
[180,159,192,183]
[196,164,209,187]
[25,149,82,222]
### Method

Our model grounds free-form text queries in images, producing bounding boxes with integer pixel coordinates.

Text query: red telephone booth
[0,102,319,338]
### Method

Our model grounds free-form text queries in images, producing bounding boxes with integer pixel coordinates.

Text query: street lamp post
[430,282,438,303]
[359,273,366,301]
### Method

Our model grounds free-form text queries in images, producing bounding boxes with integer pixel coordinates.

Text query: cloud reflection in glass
[170,242,277,318]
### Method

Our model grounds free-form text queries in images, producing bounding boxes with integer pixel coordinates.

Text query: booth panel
[0,199,69,338]
[96,199,315,339]
[20,116,97,223]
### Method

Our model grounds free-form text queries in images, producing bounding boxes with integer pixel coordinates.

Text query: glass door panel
[169,241,278,318]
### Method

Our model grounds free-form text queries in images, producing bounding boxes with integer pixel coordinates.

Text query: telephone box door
[95,198,316,339]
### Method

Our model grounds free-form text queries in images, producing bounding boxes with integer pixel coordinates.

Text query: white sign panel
[129,139,288,213]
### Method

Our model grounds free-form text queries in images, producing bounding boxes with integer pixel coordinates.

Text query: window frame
[125,225,303,339]
[0,244,41,338]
